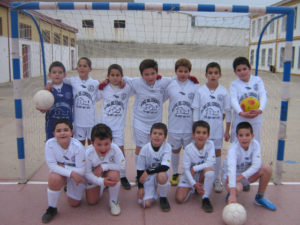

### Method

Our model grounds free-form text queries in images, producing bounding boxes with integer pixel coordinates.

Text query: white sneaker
[214,179,223,193]
[110,201,121,216]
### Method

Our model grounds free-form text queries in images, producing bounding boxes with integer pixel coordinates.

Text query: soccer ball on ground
[222,203,247,225]
[240,96,260,112]
[33,90,54,111]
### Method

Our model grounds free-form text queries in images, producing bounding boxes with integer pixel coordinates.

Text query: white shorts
[66,177,86,201]
[143,171,170,201]
[168,132,192,150]
[74,126,92,141]
[178,171,201,189]
[112,130,124,146]
[209,138,223,149]
[132,127,150,148]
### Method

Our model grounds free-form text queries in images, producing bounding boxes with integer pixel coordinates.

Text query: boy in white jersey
[63,57,100,146]
[175,120,216,213]
[98,64,133,190]
[42,119,86,223]
[192,62,231,193]
[222,122,276,211]
[136,123,172,212]
[85,123,126,216]
[230,56,267,144]
[166,58,199,186]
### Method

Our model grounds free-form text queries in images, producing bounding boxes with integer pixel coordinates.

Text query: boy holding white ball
[222,122,276,211]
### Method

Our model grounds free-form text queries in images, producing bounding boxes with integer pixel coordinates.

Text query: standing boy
[136,123,172,212]
[192,62,231,193]
[230,56,267,143]
[222,122,276,211]
[175,121,216,213]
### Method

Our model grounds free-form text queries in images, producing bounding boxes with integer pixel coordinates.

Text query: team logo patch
[217,94,223,102]
[88,85,95,92]
[254,83,259,91]
[121,93,127,100]
[188,92,194,100]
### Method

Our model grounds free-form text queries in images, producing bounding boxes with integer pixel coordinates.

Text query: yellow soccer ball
[240,96,260,112]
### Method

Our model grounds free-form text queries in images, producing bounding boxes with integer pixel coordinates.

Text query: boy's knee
[262,164,272,175]
[157,172,168,184]
[107,170,120,181]
[68,198,81,207]
[48,173,65,189]
[175,194,185,204]
[144,199,152,208]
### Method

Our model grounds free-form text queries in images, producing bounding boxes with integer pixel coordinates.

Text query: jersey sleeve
[63,77,73,85]
[193,142,216,172]
[230,82,242,114]
[101,147,126,172]
[84,150,104,186]
[227,144,238,188]
[160,143,171,167]
[64,143,86,176]
[136,147,147,171]
[182,148,196,186]
[258,78,267,111]
[224,90,232,123]
[241,141,262,179]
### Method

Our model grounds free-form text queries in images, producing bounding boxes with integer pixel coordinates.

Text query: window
[280,47,285,68]
[0,17,2,36]
[267,48,273,66]
[257,18,261,36]
[250,49,255,66]
[53,32,61,44]
[294,7,297,29]
[251,20,255,38]
[269,15,275,34]
[292,46,295,68]
[298,47,300,69]
[82,20,94,28]
[281,16,287,32]
[70,38,75,47]
[114,20,125,28]
[42,30,50,43]
[20,23,32,40]
[63,35,68,46]
[261,49,266,66]
[263,16,267,32]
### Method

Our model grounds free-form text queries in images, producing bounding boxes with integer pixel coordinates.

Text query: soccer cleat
[255,197,277,211]
[214,179,223,193]
[170,173,180,186]
[110,201,121,216]
[159,197,171,212]
[42,207,57,223]
[121,177,131,190]
[243,184,250,192]
[202,198,213,213]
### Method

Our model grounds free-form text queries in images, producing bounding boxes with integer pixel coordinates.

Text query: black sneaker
[42,207,57,223]
[243,184,250,192]
[159,197,171,212]
[202,198,213,213]
[121,177,131,190]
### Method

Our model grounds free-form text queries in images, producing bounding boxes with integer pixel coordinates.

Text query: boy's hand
[93,165,103,177]
[156,74,162,80]
[57,162,64,167]
[236,174,245,183]
[70,172,85,184]
[224,132,230,142]
[99,79,109,90]
[139,171,148,184]
[194,182,204,195]
[36,107,48,113]
[138,188,144,200]
[189,75,199,84]
[45,82,53,91]
[239,111,257,119]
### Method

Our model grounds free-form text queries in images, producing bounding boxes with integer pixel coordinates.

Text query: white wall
[0,37,10,83]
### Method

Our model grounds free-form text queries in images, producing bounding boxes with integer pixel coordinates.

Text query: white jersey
[166,78,199,134]
[181,140,216,186]
[45,137,86,177]
[136,142,172,171]
[192,84,231,139]
[223,139,262,188]
[230,75,267,126]
[124,76,172,133]
[98,83,133,132]
[64,76,100,127]
[85,143,126,186]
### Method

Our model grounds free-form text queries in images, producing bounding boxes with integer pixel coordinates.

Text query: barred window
[20,23,32,40]
[82,20,94,28]
[53,32,61,44]
[114,20,125,28]
[42,30,50,43]
[70,38,75,47]
[63,35,68,46]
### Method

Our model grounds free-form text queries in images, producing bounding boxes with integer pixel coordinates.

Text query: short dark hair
[53,118,73,131]
[206,62,221,74]
[236,122,253,134]
[150,122,168,137]
[91,123,112,142]
[192,120,210,134]
[107,64,123,76]
[139,59,158,74]
[78,57,92,68]
[233,56,250,71]
[49,61,66,73]
[175,58,192,72]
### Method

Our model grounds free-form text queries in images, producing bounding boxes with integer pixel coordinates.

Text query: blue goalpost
[9,2,294,184]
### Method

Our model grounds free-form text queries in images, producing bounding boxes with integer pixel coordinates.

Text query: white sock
[158,182,170,198]
[47,188,61,208]
[214,156,221,180]
[171,153,180,175]
[120,161,126,178]
[109,181,120,203]
[203,171,214,199]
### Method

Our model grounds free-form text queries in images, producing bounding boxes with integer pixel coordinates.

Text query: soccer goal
[8,2,294,184]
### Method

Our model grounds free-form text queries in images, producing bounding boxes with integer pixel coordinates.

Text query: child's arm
[241,142,262,179]
[192,144,216,172]
[224,121,231,142]
[192,91,201,122]
[182,151,197,187]
[101,147,126,172]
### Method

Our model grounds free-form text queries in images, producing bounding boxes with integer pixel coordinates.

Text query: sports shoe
[243,184,250,192]
[170,173,180,186]
[42,207,57,223]
[225,193,229,203]
[121,177,131,190]
[159,197,171,212]
[202,198,213,213]
[110,201,121,216]
[255,197,277,211]
[214,179,223,193]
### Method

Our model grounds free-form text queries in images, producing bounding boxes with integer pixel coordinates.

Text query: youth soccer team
[39,56,276,223]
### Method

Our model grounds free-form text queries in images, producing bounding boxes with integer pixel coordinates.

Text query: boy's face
[77,59,92,80]
[92,137,112,157]
[53,123,73,148]
[236,128,254,150]
[48,66,66,85]
[176,66,190,82]
[192,126,209,149]
[206,67,221,84]
[234,64,251,82]
[108,69,122,86]
[141,68,157,86]
[150,128,166,148]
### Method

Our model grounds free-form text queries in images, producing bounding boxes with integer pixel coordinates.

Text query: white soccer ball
[33,90,54,111]
[222,203,247,225]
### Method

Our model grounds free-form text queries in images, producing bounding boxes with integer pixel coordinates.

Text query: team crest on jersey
[254,83,259,91]
[217,94,223,102]
[141,98,160,114]
[88,85,95,92]
[188,92,194,100]
[121,93,127,100]
[109,155,114,162]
